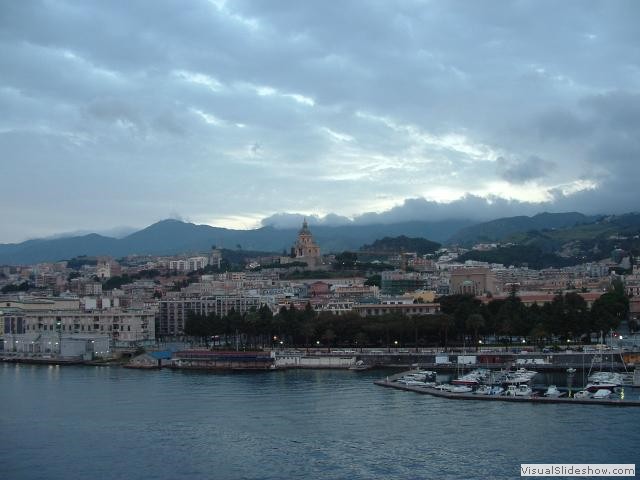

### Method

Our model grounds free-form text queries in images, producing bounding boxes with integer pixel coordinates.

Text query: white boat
[348,360,369,371]
[515,385,533,396]
[474,385,492,395]
[490,386,505,396]
[505,385,518,396]
[452,368,490,386]
[401,373,428,382]
[436,384,454,392]
[566,368,576,374]
[501,368,538,385]
[544,385,562,397]
[505,385,532,396]
[416,370,437,380]
[592,389,611,399]
[404,380,430,386]
[574,390,591,399]
[588,371,623,384]
[584,381,618,393]
[451,385,473,394]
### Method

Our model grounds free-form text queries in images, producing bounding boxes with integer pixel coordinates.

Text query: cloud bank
[0,1,638,241]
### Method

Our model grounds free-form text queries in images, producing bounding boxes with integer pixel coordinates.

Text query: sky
[1,0,639,242]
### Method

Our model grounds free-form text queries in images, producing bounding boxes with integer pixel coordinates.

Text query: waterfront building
[0,297,155,352]
[157,294,264,336]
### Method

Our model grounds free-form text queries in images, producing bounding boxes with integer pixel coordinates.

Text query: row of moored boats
[394,367,633,400]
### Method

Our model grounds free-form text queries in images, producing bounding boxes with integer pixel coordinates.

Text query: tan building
[450,267,495,295]
[292,219,321,267]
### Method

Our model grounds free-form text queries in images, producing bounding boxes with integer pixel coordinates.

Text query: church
[290,219,321,267]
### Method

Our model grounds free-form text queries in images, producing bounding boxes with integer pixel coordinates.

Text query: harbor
[375,369,640,407]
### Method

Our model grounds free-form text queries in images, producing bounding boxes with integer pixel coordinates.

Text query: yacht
[451,385,473,394]
[451,368,490,386]
[584,381,618,393]
[501,368,538,385]
[515,385,533,396]
[505,385,532,396]
[348,360,369,371]
[592,389,611,399]
[474,385,492,395]
[489,386,505,396]
[544,385,562,397]
[573,390,591,399]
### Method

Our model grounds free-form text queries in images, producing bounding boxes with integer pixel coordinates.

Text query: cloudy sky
[1,0,639,242]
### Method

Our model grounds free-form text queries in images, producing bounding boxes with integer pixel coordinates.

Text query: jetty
[375,371,640,407]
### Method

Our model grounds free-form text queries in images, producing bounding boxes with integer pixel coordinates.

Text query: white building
[0,297,155,354]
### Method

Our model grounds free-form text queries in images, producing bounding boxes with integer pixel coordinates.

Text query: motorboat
[451,368,490,386]
[474,385,492,395]
[544,385,562,397]
[515,385,533,396]
[404,380,431,387]
[435,384,454,392]
[501,368,538,385]
[348,360,370,371]
[489,386,505,396]
[400,373,428,382]
[451,385,473,394]
[588,371,623,384]
[505,385,532,396]
[592,389,611,399]
[573,390,591,399]
[566,368,576,374]
[584,381,618,393]
[416,370,437,380]
[505,385,518,396]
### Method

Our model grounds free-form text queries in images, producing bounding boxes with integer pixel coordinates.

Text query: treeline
[361,235,441,255]
[458,245,582,269]
[1,281,36,293]
[439,283,630,345]
[183,283,631,349]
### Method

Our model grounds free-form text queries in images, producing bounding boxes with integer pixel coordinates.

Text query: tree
[436,314,455,349]
[590,285,629,333]
[466,313,485,349]
[334,251,358,270]
[321,328,336,351]
[364,274,381,287]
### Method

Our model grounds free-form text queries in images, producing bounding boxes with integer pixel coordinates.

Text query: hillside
[447,212,594,246]
[458,213,640,267]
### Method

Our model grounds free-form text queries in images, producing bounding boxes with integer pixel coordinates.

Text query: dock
[374,372,640,407]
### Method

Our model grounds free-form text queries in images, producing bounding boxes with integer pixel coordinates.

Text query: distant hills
[2,212,639,265]
[448,212,595,246]
[0,218,471,265]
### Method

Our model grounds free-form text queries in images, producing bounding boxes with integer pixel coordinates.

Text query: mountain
[0,218,472,265]
[447,212,595,246]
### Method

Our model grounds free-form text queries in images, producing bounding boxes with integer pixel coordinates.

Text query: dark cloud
[496,155,555,183]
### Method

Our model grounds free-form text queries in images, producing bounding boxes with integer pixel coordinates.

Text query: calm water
[2,364,639,480]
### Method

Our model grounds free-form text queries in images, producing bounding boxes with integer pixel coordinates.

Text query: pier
[374,371,640,407]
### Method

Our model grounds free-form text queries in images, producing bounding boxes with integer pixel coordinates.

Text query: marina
[376,369,640,407]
